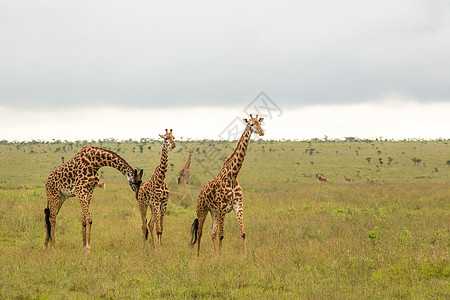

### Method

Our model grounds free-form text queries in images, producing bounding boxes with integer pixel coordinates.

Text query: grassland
[0,138,449,299]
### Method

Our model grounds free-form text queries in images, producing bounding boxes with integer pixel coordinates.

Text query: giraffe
[137,129,176,249]
[44,146,143,251]
[190,114,264,256]
[178,150,193,185]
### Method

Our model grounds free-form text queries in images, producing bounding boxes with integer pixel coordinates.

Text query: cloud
[0,0,449,109]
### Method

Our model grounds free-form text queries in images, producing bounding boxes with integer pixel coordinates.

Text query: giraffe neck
[83,147,133,175]
[184,152,192,169]
[152,142,169,184]
[223,125,252,177]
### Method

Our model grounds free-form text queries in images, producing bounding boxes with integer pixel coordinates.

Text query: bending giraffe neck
[152,142,169,184]
[223,125,252,177]
[81,147,133,175]
[184,152,193,169]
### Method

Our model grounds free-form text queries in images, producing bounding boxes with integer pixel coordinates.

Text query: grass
[0,139,449,298]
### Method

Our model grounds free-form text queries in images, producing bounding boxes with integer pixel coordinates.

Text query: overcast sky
[1,0,449,140]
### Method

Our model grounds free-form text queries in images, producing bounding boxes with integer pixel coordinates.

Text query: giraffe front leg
[234,200,247,256]
[78,193,93,251]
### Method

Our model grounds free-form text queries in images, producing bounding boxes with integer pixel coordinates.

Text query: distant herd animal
[43,114,263,257]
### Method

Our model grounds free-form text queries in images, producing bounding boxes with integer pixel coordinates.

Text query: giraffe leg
[154,205,162,250]
[159,199,168,249]
[217,210,227,256]
[233,198,247,256]
[138,201,148,242]
[148,206,158,250]
[78,192,93,251]
[210,211,220,255]
[196,208,208,256]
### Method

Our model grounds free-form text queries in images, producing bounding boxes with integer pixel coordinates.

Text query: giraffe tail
[44,206,51,241]
[189,218,199,247]
[177,177,181,185]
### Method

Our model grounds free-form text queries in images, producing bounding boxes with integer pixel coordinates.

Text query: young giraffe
[178,150,193,185]
[137,129,176,249]
[44,146,143,251]
[190,114,264,256]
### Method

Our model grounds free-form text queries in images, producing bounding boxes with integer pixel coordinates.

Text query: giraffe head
[243,114,264,136]
[159,129,176,149]
[127,168,143,193]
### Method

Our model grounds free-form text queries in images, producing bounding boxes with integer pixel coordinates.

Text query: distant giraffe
[316,174,328,182]
[178,150,193,185]
[137,129,176,249]
[190,114,264,256]
[44,146,143,251]
[344,176,353,182]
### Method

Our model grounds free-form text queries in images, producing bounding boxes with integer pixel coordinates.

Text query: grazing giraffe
[178,150,193,185]
[344,176,353,182]
[190,114,264,256]
[95,181,106,189]
[137,129,176,249]
[44,146,143,251]
[316,174,328,182]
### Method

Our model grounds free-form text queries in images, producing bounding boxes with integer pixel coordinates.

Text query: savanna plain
[0,138,448,299]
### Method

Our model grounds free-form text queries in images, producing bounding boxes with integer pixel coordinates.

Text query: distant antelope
[95,181,106,190]
[344,176,353,182]
[310,161,315,165]
[316,174,328,182]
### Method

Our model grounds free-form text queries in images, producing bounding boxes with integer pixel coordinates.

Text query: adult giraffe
[44,146,143,251]
[190,114,264,256]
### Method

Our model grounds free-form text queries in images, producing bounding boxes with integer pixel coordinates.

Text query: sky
[1,0,449,141]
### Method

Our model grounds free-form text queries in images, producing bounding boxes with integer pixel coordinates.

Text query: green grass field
[0,139,449,298]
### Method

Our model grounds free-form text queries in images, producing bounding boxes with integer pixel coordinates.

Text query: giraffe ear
[258,118,264,123]
[243,118,249,123]
[158,134,165,138]
[138,169,143,178]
